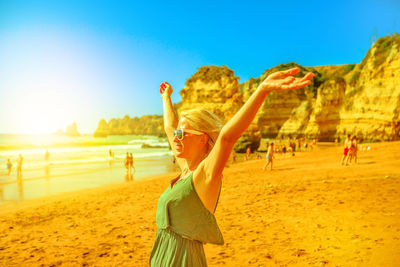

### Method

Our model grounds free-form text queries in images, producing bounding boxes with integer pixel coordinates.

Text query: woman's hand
[258,67,314,93]
[160,81,173,98]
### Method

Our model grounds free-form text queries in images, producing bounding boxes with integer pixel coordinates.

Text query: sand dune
[0,142,399,266]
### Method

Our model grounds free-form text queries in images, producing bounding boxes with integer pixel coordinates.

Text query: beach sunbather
[149,68,314,266]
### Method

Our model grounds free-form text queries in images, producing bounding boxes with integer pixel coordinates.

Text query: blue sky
[0,0,399,134]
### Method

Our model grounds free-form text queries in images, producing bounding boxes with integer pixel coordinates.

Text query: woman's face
[174,118,207,159]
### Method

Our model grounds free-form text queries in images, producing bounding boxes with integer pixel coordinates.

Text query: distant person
[6,159,12,176]
[231,150,236,163]
[246,146,251,160]
[129,153,135,175]
[341,135,352,165]
[263,143,274,171]
[44,150,50,161]
[44,150,50,176]
[125,152,130,174]
[108,149,115,167]
[16,154,23,178]
[346,136,358,165]
[290,142,295,156]
[282,145,287,157]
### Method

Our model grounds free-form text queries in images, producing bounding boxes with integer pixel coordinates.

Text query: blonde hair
[180,109,224,152]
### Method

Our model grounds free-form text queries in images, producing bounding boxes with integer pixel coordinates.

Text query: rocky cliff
[177,65,259,151]
[177,34,400,149]
[55,122,81,136]
[95,34,400,149]
[178,65,243,120]
[94,115,165,137]
[335,34,400,140]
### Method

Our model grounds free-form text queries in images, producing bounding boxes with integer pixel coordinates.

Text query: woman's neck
[185,151,207,172]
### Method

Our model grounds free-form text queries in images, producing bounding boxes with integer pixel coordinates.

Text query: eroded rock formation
[94,115,165,137]
[176,34,400,149]
[95,34,400,150]
[178,65,243,120]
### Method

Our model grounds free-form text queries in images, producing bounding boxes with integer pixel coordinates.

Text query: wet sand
[0,142,399,266]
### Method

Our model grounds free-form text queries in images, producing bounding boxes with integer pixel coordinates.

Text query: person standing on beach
[129,153,135,176]
[341,134,351,165]
[125,152,130,175]
[44,150,50,161]
[263,143,275,171]
[246,146,251,160]
[150,67,314,266]
[231,150,236,163]
[282,144,287,157]
[44,150,50,177]
[108,149,115,167]
[346,136,358,165]
[6,159,12,176]
[16,154,23,178]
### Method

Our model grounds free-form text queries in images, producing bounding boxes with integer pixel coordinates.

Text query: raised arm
[202,68,314,180]
[160,82,185,170]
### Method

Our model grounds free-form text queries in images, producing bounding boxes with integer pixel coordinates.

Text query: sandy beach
[0,141,399,266]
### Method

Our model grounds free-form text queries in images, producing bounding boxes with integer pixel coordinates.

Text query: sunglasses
[173,128,204,140]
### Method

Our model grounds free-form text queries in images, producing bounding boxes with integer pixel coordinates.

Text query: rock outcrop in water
[94,34,400,151]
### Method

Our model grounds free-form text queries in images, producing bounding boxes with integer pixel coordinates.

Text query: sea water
[0,134,178,204]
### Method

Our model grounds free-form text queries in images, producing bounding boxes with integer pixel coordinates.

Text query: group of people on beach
[5,154,23,177]
[124,152,135,176]
[341,134,358,165]
[4,151,51,179]
[108,149,136,176]
[237,137,317,171]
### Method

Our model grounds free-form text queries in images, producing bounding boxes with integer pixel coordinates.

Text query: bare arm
[161,82,185,170]
[202,68,314,181]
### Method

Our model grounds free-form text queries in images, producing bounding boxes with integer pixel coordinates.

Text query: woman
[149,67,314,266]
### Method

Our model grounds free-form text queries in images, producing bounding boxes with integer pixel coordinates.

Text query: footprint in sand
[293,249,307,257]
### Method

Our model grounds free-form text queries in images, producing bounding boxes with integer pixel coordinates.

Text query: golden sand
[1,142,399,266]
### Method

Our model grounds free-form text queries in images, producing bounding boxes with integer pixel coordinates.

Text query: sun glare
[0,29,98,135]
[16,90,73,135]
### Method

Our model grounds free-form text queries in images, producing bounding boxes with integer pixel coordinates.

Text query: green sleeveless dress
[149,173,224,267]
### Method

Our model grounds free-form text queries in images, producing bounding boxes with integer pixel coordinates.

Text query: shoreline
[0,171,179,215]
[0,155,179,205]
[0,141,399,266]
